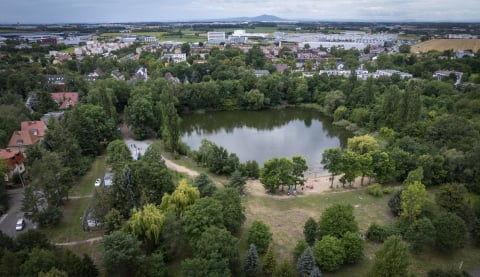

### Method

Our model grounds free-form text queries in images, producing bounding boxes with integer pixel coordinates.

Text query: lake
[180,108,350,174]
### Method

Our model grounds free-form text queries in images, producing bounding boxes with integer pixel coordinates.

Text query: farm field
[411,39,480,53]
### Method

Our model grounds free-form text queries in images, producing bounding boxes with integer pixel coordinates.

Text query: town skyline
[2,0,480,24]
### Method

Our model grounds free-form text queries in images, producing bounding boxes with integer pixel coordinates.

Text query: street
[0,188,33,237]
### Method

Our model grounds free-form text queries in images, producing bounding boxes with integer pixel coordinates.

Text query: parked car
[16,218,26,231]
[94,178,102,187]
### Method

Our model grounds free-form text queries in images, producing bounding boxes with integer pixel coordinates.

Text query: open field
[411,39,480,53]
[99,31,206,43]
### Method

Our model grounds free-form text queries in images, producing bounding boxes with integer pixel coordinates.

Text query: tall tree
[303,217,318,246]
[193,173,216,197]
[296,247,315,277]
[321,148,343,188]
[213,188,246,234]
[159,179,199,217]
[400,181,426,223]
[262,243,277,275]
[369,235,410,277]
[433,212,467,252]
[106,139,132,172]
[342,231,364,264]
[127,204,166,249]
[247,220,272,254]
[112,164,139,218]
[292,155,308,188]
[102,230,144,277]
[245,244,261,277]
[183,197,224,246]
[405,217,436,252]
[227,169,247,195]
[260,158,293,193]
[312,235,345,272]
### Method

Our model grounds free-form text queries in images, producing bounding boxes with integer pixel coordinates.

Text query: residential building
[0,149,26,183]
[7,120,47,153]
[111,70,125,81]
[51,92,79,109]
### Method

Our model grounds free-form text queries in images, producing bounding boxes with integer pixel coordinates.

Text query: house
[0,149,26,183]
[111,70,125,81]
[7,121,47,153]
[129,67,148,83]
[86,68,103,82]
[51,92,78,110]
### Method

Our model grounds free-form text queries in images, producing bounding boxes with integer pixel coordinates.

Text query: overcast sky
[1,0,479,24]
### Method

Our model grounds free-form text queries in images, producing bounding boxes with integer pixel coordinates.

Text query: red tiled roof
[51,92,79,109]
[0,148,25,170]
[8,121,47,148]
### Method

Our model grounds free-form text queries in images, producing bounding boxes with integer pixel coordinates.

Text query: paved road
[0,188,34,237]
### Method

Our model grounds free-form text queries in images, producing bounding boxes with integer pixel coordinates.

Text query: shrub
[366,223,401,243]
[367,183,383,197]
[383,187,393,194]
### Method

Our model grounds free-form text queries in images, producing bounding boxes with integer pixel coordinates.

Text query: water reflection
[180,108,350,174]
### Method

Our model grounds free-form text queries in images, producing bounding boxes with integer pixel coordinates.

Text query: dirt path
[55,236,102,246]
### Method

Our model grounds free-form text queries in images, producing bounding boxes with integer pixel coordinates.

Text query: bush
[312,236,345,272]
[383,187,393,194]
[366,223,386,242]
[367,183,383,197]
[366,223,401,243]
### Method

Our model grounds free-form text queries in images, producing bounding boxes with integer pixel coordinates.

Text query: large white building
[207,32,226,43]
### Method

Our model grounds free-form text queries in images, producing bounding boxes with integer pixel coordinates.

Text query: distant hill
[411,39,480,53]
[209,14,289,22]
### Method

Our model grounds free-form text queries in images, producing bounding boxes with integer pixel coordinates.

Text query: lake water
[180,108,350,175]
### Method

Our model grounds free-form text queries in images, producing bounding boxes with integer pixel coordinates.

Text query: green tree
[296,247,315,277]
[20,248,56,277]
[106,139,131,172]
[321,148,343,188]
[159,179,199,217]
[319,204,358,238]
[127,94,157,139]
[247,220,273,254]
[183,197,224,245]
[400,181,426,223]
[227,169,247,195]
[127,204,166,248]
[103,208,124,235]
[112,164,138,218]
[102,230,144,277]
[342,231,364,264]
[245,89,265,110]
[388,189,403,216]
[347,135,380,155]
[292,155,308,188]
[294,240,309,261]
[369,235,410,277]
[245,160,260,178]
[324,90,345,116]
[38,267,68,277]
[339,150,360,187]
[433,212,467,252]
[435,184,467,214]
[312,235,345,272]
[213,188,246,234]
[405,217,436,252]
[181,257,231,277]
[260,158,293,193]
[245,244,261,277]
[303,217,318,246]
[263,243,277,275]
[193,172,216,197]
[148,250,167,277]
[0,250,21,277]
[192,226,239,270]
[274,260,295,277]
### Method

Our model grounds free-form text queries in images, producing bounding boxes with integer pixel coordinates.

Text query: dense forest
[1,30,480,275]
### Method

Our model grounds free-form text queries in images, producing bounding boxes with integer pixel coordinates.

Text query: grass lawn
[241,186,480,276]
[241,188,395,263]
